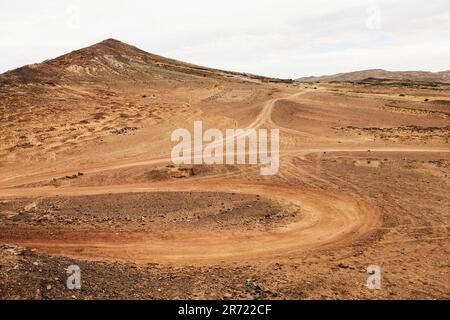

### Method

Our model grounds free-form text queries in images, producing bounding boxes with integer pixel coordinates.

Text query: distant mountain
[296,69,450,83]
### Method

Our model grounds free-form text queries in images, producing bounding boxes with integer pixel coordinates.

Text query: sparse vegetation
[1,39,449,300]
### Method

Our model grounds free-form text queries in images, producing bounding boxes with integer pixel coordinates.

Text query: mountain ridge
[296,68,450,83]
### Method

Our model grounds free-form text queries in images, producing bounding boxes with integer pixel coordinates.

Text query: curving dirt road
[0,89,448,266]
[0,181,381,264]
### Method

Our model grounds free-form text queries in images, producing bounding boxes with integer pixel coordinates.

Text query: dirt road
[2,88,448,266]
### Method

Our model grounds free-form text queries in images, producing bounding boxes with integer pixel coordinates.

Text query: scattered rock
[24,202,37,212]
[245,279,263,291]
[3,244,26,256]
[111,127,138,135]
[1,211,20,219]
[34,289,42,300]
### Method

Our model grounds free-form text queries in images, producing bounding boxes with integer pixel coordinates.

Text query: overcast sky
[1,0,449,78]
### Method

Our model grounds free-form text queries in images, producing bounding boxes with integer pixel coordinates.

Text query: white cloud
[0,0,449,77]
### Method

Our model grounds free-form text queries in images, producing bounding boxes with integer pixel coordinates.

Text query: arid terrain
[0,39,449,300]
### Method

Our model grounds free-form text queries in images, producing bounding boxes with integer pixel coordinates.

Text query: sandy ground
[0,40,449,299]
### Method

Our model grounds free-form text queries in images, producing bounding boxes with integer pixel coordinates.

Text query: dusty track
[6,182,380,264]
[0,89,386,265]
[0,89,448,266]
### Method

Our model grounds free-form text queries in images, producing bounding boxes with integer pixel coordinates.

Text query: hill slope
[0,39,288,163]
[0,38,291,85]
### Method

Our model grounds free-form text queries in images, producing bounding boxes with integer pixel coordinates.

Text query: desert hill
[0,38,291,86]
[0,39,289,166]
